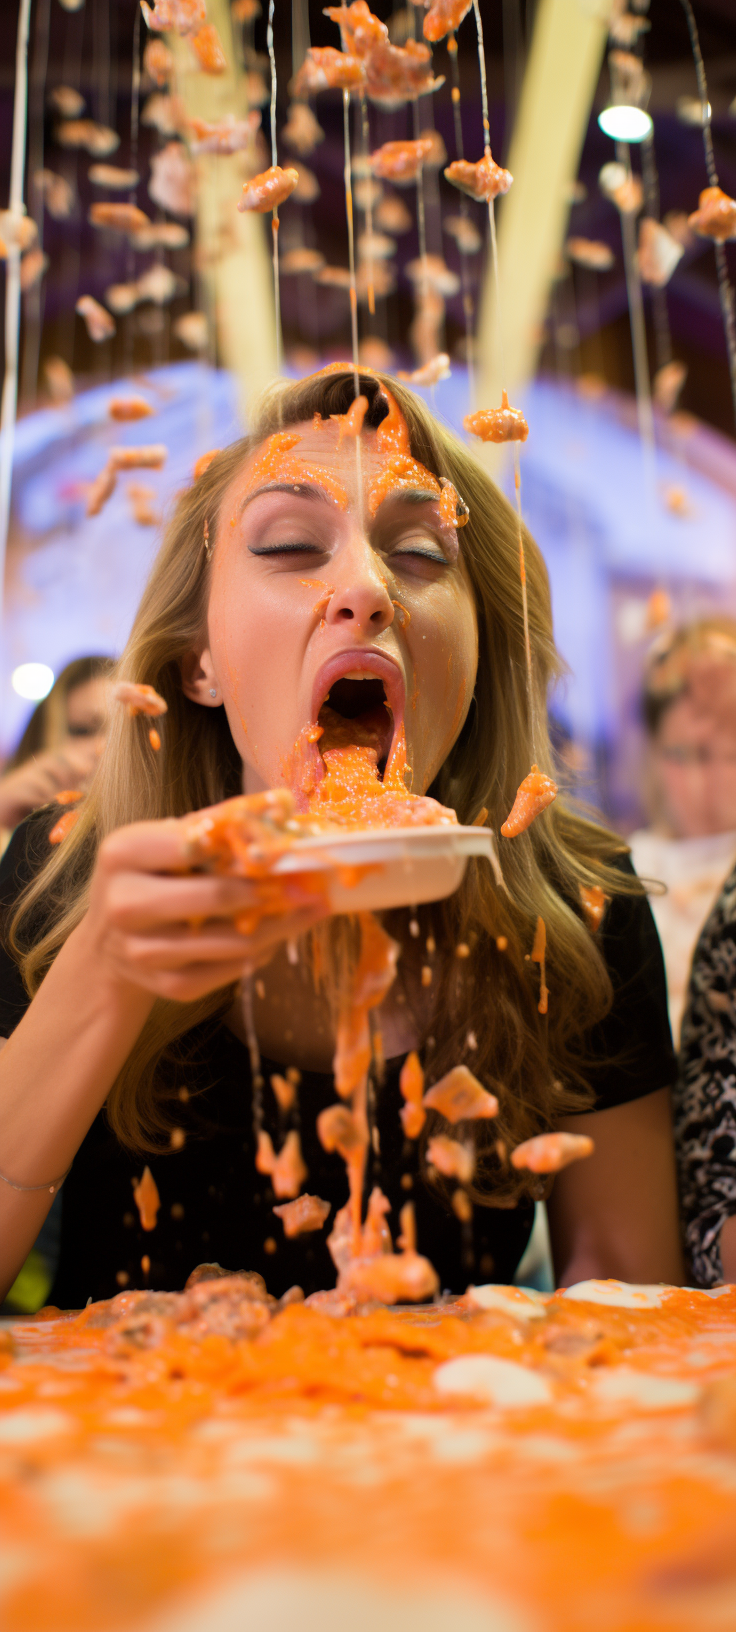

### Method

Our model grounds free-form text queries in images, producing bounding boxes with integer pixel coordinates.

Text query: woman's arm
[546,1088,684,1287]
[0,813,327,1300]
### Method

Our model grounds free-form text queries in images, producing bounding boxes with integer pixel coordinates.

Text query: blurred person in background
[0,656,112,841]
[629,619,736,1045]
[0,655,112,1315]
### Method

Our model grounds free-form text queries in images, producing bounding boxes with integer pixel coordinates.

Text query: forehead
[243,418,398,481]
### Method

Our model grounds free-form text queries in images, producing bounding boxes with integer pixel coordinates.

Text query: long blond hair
[9,369,636,1204]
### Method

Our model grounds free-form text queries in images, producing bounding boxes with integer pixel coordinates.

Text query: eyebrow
[376,487,442,509]
[241,480,326,511]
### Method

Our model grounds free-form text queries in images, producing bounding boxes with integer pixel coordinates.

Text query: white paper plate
[272,825,501,914]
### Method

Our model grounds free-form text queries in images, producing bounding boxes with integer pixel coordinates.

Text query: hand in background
[0,737,103,831]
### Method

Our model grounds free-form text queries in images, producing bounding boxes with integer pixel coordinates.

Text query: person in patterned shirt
[675,638,736,1285]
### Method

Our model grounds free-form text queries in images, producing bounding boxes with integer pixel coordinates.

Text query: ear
[180,646,222,707]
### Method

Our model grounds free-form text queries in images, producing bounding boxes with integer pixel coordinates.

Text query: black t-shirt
[0,812,676,1308]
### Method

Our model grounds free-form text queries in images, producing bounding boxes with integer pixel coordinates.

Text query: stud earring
[209,687,217,698]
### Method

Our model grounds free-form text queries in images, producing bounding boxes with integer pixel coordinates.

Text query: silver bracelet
[0,1162,70,1195]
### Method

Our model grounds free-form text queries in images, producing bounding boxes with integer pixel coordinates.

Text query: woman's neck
[225,942,422,1074]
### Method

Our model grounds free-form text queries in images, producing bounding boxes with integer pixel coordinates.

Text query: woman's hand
[0,737,103,830]
[83,809,329,1004]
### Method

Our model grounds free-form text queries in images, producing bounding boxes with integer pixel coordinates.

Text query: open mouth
[312,653,405,780]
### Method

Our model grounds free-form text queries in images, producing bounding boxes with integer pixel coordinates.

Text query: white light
[11,662,55,701]
[598,105,653,143]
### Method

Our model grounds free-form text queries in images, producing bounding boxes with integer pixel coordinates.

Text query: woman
[630,621,736,1044]
[0,369,682,1307]
[0,656,112,838]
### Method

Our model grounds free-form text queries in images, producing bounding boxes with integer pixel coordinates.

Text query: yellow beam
[171,0,277,422]
[476,0,613,420]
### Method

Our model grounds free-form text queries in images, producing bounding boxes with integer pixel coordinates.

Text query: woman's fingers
[108,905,325,999]
[104,869,323,931]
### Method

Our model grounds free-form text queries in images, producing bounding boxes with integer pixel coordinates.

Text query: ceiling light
[598,105,653,143]
[11,662,55,701]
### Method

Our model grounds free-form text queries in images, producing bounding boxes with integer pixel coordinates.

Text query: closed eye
[248,542,326,557]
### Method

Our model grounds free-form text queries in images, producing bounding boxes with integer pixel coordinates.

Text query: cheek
[408,582,477,737]
[207,555,305,759]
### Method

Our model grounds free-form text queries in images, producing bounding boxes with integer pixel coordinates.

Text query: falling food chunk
[88,164,141,189]
[108,396,154,422]
[48,85,85,118]
[110,445,168,472]
[531,916,548,1016]
[132,1166,161,1231]
[579,884,607,932]
[282,102,324,155]
[149,728,161,751]
[316,265,352,289]
[609,9,650,45]
[49,808,80,845]
[55,120,120,156]
[34,168,74,219]
[687,186,736,243]
[291,46,366,96]
[143,38,174,84]
[510,1131,594,1174]
[187,113,260,154]
[193,449,219,480]
[637,218,684,287]
[273,1194,330,1237]
[44,356,74,403]
[140,0,207,33]
[137,265,184,305]
[190,23,227,72]
[255,1129,276,1176]
[598,162,643,216]
[127,483,160,526]
[565,237,615,271]
[399,1050,425,1139]
[427,1134,474,1185]
[271,1131,308,1200]
[281,247,326,275]
[317,1104,366,1164]
[292,165,320,203]
[20,250,48,291]
[374,193,413,234]
[364,39,444,107]
[105,282,140,315]
[445,150,512,203]
[653,359,687,414]
[113,681,168,719]
[141,93,179,136]
[238,165,300,213]
[452,1187,472,1223]
[405,254,459,298]
[464,392,529,445]
[423,1065,499,1124]
[270,1071,298,1114]
[0,213,37,254]
[398,354,451,392]
[444,213,482,254]
[89,202,151,234]
[500,765,558,838]
[85,464,117,518]
[323,1,388,55]
[149,142,195,217]
[341,1250,439,1304]
[421,0,473,40]
[370,137,434,185]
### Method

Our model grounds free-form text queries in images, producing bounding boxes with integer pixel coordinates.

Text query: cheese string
[341,86,365,530]
[359,93,375,316]
[266,0,283,375]
[473,0,532,740]
[447,30,476,406]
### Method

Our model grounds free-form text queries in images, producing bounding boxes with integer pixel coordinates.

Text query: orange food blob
[464,391,529,444]
[423,1065,499,1124]
[500,765,558,838]
[132,1165,161,1231]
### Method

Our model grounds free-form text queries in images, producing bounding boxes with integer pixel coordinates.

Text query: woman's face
[187,418,478,797]
[652,690,736,838]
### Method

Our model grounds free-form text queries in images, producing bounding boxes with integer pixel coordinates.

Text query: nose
[323,537,395,635]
